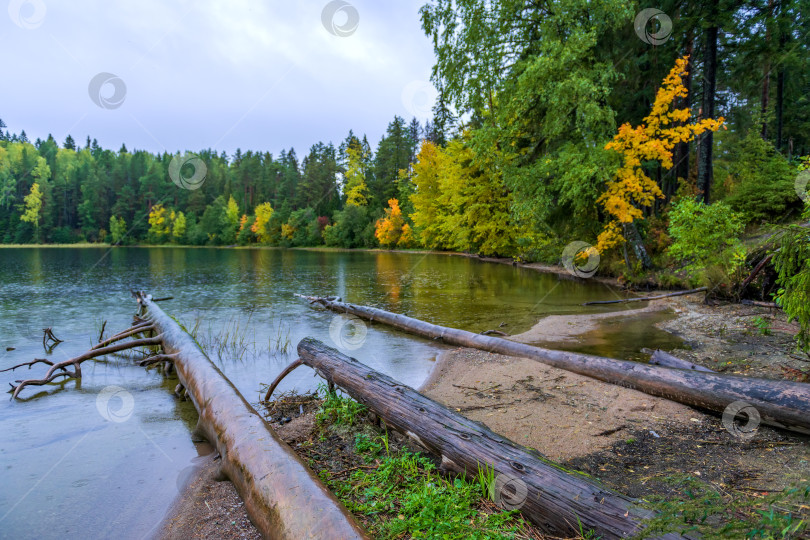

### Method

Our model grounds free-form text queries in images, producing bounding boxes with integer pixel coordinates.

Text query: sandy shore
[156,447,260,540]
[156,290,810,538]
[419,346,697,460]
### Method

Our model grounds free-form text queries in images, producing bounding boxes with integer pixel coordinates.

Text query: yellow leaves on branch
[375,198,411,248]
[251,202,274,243]
[344,145,369,207]
[148,203,169,239]
[597,56,724,252]
[20,182,42,227]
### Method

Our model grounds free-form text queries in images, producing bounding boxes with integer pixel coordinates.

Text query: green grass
[638,474,809,539]
[309,389,539,539]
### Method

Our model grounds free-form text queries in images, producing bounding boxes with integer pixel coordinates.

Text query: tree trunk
[297,338,688,540]
[137,294,367,540]
[697,7,718,204]
[298,295,810,435]
[761,0,774,140]
[625,222,652,269]
[776,67,785,150]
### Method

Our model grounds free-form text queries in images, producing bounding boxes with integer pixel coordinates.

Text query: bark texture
[136,294,367,540]
[298,295,810,435]
[297,337,688,539]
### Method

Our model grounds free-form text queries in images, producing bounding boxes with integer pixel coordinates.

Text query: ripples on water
[0,247,678,538]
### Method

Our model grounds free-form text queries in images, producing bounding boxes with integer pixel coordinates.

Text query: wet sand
[157,290,810,538]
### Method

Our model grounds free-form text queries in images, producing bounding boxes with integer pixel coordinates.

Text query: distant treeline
[2,0,810,268]
[0,116,438,248]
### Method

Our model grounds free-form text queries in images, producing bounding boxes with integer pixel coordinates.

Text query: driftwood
[642,348,715,372]
[741,299,781,309]
[135,293,367,539]
[289,338,686,539]
[297,294,810,435]
[7,335,163,398]
[263,358,304,402]
[4,294,366,538]
[42,327,63,348]
[740,253,774,291]
[582,287,707,306]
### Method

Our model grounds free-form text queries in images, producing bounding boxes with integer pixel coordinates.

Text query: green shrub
[773,202,810,353]
[667,199,745,275]
[324,205,373,248]
[723,132,799,224]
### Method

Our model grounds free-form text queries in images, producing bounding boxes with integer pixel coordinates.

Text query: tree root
[42,328,63,348]
[93,323,155,350]
[8,334,163,399]
[137,353,177,366]
[263,358,304,402]
[0,358,54,373]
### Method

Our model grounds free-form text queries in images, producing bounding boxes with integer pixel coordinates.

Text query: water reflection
[0,247,678,539]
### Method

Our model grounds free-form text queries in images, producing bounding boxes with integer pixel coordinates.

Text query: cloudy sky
[2,0,438,157]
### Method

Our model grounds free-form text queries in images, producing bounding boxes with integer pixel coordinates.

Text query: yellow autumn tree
[250,202,274,243]
[20,182,43,241]
[344,146,369,207]
[148,203,169,243]
[410,137,518,256]
[375,198,411,248]
[597,56,725,253]
[172,211,187,242]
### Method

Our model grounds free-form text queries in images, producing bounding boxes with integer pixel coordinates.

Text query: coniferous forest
[2,0,809,284]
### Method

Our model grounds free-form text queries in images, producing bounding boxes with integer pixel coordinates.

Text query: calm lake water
[0,247,681,538]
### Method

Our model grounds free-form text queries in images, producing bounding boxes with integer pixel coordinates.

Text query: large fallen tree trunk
[297,295,810,435]
[582,287,707,305]
[293,337,686,539]
[134,293,367,539]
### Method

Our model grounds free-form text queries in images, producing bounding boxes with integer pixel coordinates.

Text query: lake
[0,247,681,538]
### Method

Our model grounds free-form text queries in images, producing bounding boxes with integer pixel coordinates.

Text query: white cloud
[1,0,437,155]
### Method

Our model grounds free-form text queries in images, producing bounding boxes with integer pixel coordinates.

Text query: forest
[2,0,809,292]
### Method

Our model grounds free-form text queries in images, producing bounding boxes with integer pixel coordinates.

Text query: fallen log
[293,338,685,539]
[642,348,715,372]
[135,293,366,539]
[297,294,810,435]
[582,287,707,305]
[741,299,781,309]
[740,253,774,291]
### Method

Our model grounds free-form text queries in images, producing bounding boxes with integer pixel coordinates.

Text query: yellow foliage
[20,182,42,227]
[597,56,724,252]
[251,202,274,243]
[397,223,413,248]
[375,198,408,248]
[148,203,169,240]
[281,223,295,240]
[344,146,369,207]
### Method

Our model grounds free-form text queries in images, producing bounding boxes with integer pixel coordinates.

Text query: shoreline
[0,243,626,288]
[157,291,810,537]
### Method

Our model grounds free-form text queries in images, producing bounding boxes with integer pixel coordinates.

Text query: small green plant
[752,316,772,336]
[316,384,367,426]
[639,474,810,539]
[196,313,256,361]
[476,462,496,500]
[307,392,536,538]
[773,200,810,353]
[269,319,291,354]
[667,198,745,278]
[724,131,800,224]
